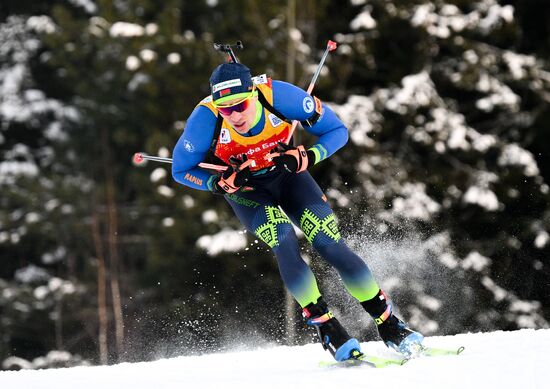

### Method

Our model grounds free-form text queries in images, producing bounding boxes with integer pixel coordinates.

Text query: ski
[418,345,465,357]
[319,345,464,368]
[319,352,407,369]
[355,352,409,368]
[393,344,465,360]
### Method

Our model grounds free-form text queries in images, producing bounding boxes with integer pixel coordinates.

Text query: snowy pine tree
[327,0,550,334]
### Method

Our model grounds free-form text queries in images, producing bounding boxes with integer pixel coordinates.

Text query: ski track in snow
[0,329,548,389]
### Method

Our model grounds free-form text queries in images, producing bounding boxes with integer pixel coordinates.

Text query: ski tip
[457,346,466,355]
[327,40,337,51]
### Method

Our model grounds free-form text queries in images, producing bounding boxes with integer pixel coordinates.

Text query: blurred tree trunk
[91,204,109,365]
[54,298,63,350]
[286,0,296,85]
[101,127,125,360]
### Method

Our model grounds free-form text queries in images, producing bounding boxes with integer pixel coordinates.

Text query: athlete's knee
[253,205,294,248]
[315,240,341,258]
[316,241,369,276]
[299,206,342,247]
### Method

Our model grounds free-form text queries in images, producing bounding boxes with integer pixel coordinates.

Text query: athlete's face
[218,95,258,134]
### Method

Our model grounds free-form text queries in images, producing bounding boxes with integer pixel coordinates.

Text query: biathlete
[172,61,423,361]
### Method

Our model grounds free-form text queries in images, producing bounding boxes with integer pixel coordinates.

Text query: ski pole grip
[238,159,256,170]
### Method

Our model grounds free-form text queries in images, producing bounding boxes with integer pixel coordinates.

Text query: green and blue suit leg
[225,188,359,360]
[279,172,381,304]
[280,172,424,355]
[225,192,322,309]
[224,171,382,361]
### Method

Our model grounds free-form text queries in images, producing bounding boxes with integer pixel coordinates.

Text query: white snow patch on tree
[388,183,441,221]
[498,143,540,177]
[26,16,57,34]
[326,188,350,208]
[350,7,377,30]
[41,246,67,265]
[139,49,157,62]
[157,185,175,198]
[477,2,514,33]
[182,195,195,209]
[438,252,459,269]
[475,76,520,112]
[110,22,145,38]
[14,265,51,284]
[162,217,175,227]
[471,132,497,152]
[48,277,77,295]
[481,276,507,301]
[534,231,549,248]
[128,73,150,91]
[418,294,442,311]
[503,51,536,80]
[196,229,247,256]
[331,96,379,147]
[88,17,109,37]
[385,71,438,114]
[463,186,499,211]
[145,23,158,35]
[201,209,219,224]
[410,1,512,38]
[461,251,492,272]
[158,147,170,158]
[0,161,39,185]
[167,53,181,64]
[425,108,484,152]
[125,56,140,71]
[150,168,167,183]
[67,0,98,14]
[482,276,548,328]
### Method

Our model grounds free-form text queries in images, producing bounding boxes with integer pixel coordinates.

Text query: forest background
[1,0,549,369]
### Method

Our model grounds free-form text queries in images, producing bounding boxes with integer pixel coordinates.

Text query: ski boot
[303,297,361,361]
[361,290,424,356]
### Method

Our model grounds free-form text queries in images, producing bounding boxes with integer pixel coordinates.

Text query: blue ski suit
[172,77,380,308]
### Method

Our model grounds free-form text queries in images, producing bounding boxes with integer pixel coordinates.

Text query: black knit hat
[210,62,254,102]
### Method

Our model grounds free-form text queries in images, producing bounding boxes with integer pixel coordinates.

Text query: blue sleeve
[172,105,218,191]
[271,80,349,164]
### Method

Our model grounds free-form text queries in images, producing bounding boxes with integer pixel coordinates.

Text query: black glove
[270,142,315,173]
[211,154,252,195]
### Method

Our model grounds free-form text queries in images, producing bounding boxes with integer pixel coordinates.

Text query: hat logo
[212,78,242,93]
[219,88,232,97]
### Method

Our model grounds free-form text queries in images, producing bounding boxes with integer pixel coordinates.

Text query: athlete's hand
[212,154,252,194]
[269,142,315,173]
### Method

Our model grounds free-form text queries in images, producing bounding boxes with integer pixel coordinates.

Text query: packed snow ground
[0,329,548,389]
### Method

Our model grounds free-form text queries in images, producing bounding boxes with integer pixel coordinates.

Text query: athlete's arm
[172,105,218,191]
[271,80,349,164]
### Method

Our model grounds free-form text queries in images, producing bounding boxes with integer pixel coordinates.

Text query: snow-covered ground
[1,329,548,389]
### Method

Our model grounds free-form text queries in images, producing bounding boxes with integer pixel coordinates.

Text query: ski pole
[213,41,244,63]
[133,152,229,172]
[133,153,172,164]
[133,41,244,172]
[283,40,337,144]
